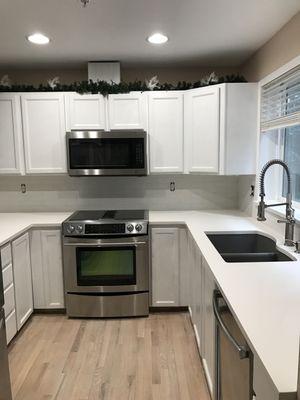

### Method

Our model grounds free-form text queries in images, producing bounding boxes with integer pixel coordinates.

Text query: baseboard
[33,308,67,314]
[149,306,189,313]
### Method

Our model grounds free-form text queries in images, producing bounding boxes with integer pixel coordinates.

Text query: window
[260,65,300,206]
[283,125,300,202]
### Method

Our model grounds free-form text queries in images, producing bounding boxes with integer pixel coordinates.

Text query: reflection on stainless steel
[213,290,254,400]
[62,210,150,318]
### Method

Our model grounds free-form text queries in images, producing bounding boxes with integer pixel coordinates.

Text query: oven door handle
[63,242,147,247]
[213,290,249,360]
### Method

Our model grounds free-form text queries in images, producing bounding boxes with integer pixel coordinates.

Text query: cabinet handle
[213,290,249,360]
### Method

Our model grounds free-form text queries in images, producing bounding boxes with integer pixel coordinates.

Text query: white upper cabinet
[220,83,258,175]
[184,83,258,175]
[184,86,220,173]
[21,93,67,174]
[148,92,184,173]
[0,94,24,175]
[108,92,147,130]
[65,93,106,130]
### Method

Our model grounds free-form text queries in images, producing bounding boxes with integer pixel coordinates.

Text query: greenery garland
[0,74,247,96]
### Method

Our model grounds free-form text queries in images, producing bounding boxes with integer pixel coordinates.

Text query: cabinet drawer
[4,284,15,317]
[2,264,13,289]
[5,310,17,344]
[1,244,12,269]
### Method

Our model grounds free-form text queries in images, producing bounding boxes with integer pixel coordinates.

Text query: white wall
[0,175,238,212]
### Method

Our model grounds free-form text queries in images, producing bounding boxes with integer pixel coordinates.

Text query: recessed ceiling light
[27,33,50,45]
[147,33,168,44]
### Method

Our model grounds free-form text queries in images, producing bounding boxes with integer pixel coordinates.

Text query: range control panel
[63,221,148,236]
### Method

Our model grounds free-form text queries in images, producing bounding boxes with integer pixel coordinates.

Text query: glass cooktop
[68,210,148,222]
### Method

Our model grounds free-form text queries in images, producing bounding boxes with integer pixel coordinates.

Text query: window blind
[261,65,300,131]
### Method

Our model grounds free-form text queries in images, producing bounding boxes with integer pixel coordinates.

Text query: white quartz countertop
[0,212,71,246]
[0,210,299,393]
[150,210,300,395]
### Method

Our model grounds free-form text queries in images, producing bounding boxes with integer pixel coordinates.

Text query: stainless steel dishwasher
[213,290,255,400]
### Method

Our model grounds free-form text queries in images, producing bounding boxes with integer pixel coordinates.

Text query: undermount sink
[206,232,295,263]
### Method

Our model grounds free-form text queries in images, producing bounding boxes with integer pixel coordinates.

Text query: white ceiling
[0,0,300,68]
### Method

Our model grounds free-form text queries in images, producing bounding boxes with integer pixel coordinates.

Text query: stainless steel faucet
[257,159,296,246]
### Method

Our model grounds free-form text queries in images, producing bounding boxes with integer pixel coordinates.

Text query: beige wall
[242,11,300,82]
[122,66,238,84]
[0,65,239,86]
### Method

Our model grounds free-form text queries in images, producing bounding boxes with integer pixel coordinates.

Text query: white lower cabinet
[5,310,17,344]
[30,230,64,309]
[1,227,64,343]
[12,233,33,330]
[202,258,216,397]
[151,227,180,306]
[1,243,17,344]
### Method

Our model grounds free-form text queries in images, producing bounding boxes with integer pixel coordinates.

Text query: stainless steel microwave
[67,130,147,176]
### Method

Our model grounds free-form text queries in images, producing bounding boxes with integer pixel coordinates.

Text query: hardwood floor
[8,313,210,400]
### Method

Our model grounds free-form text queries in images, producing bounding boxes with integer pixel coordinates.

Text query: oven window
[76,247,136,286]
[69,138,145,169]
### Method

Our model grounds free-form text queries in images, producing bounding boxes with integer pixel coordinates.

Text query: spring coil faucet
[257,159,296,247]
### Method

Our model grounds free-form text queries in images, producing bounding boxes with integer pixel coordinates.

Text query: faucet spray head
[257,195,266,221]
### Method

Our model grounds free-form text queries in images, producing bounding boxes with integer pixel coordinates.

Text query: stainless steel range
[62,210,149,318]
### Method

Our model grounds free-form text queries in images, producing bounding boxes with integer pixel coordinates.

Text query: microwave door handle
[213,290,249,360]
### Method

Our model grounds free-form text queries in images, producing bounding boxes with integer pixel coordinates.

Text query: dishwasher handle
[213,290,249,360]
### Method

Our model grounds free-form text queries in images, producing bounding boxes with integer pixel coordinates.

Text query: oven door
[63,236,149,293]
[67,130,147,176]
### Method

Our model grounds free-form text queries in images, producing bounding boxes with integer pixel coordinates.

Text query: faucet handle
[277,217,296,225]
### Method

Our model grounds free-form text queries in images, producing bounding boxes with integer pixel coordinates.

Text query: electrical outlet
[170,181,175,192]
[21,184,26,194]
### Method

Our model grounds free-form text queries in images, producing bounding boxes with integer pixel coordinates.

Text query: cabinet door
[194,245,203,352]
[148,92,184,173]
[184,86,220,173]
[31,230,64,309]
[151,227,179,306]
[66,93,106,130]
[202,258,216,396]
[108,93,146,130]
[0,94,24,174]
[179,228,189,307]
[41,230,64,308]
[21,93,67,174]
[12,233,33,330]
[188,234,197,321]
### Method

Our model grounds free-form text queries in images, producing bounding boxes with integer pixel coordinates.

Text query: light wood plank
[9,313,210,400]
